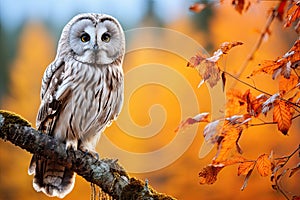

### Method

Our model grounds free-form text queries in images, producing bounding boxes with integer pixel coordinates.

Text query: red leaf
[277,0,288,21]
[189,3,207,13]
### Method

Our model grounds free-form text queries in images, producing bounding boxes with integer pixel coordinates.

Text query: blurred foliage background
[0,0,299,199]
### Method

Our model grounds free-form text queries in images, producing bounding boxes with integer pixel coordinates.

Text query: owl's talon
[79,146,99,160]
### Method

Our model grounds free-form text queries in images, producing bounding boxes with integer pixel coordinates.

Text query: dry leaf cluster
[183,1,300,199]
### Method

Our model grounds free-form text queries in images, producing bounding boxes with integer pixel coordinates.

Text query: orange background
[0,1,299,199]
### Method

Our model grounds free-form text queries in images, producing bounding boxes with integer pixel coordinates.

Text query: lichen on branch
[0,110,175,200]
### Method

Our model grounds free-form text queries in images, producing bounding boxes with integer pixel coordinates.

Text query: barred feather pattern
[29,57,124,198]
[28,13,125,198]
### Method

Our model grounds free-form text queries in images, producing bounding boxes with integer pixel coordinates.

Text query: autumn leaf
[213,123,243,164]
[238,160,256,191]
[279,74,299,95]
[277,0,288,21]
[187,52,221,88]
[175,112,210,132]
[272,156,289,174]
[262,93,280,115]
[256,154,272,177]
[199,165,223,185]
[250,39,300,79]
[289,162,300,177]
[220,41,243,54]
[232,0,251,14]
[238,161,256,176]
[203,120,221,143]
[273,100,292,135]
[213,155,246,167]
[284,0,300,28]
[247,93,268,117]
[198,60,221,88]
[225,114,252,125]
[188,41,243,88]
[189,3,207,13]
[187,52,206,68]
[251,60,283,78]
[226,89,245,116]
[283,39,300,66]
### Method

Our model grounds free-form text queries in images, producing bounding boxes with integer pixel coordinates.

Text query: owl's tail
[28,155,75,198]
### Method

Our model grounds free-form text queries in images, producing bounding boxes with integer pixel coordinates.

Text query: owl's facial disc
[69,18,124,66]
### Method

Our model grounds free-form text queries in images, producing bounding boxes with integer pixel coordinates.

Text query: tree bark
[0,110,175,200]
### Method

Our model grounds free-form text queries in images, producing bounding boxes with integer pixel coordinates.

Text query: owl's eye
[80,33,90,43]
[101,32,111,43]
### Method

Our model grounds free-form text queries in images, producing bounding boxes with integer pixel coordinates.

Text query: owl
[28,13,125,198]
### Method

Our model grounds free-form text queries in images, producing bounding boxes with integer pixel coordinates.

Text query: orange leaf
[285,39,300,65]
[214,123,243,163]
[279,74,299,95]
[284,1,300,28]
[175,112,210,132]
[213,155,246,167]
[289,163,300,177]
[251,39,300,79]
[251,60,283,77]
[238,161,256,176]
[248,93,268,117]
[220,41,244,54]
[226,89,246,116]
[199,165,223,185]
[256,154,272,177]
[273,100,292,135]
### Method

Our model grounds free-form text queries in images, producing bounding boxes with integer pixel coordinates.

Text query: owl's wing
[36,59,70,134]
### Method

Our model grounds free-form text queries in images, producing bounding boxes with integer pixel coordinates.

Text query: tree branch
[0,110,175,200]
[231,7,277,84]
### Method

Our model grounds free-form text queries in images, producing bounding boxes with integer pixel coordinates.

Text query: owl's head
[57,13,125,66]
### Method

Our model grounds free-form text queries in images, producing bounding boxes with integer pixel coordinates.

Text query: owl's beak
[93,44,99,51]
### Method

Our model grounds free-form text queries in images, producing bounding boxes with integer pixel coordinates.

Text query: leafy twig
[223,70,300,110]
[249,114,300,127]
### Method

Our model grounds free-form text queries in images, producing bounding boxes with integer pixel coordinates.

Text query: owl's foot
[79,145,99,160]
[65,140,78,158]
[65,140,78,150]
